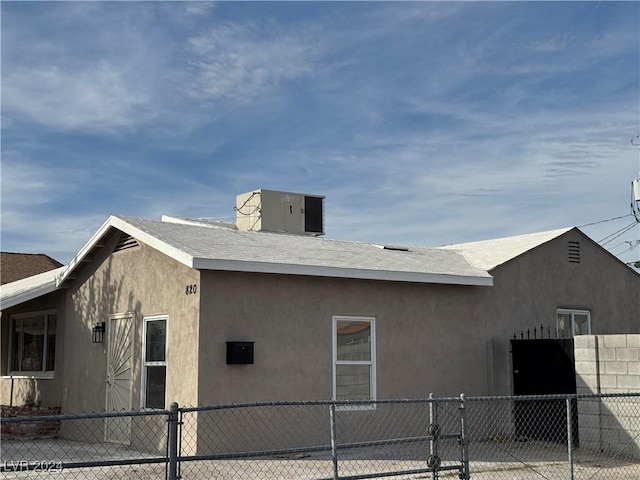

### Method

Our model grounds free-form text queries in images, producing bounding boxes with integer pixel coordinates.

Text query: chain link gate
[2,393,638,479]
[426,393,469,479]
[172,397,471,480]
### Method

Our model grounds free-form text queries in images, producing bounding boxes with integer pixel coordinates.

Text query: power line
[599,222,638,247]
[578,214,634,228]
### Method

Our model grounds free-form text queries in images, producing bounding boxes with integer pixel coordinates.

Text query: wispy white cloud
[183,1,215,17]
[1,3,166,133]
[184,21,320,103]
[1,1,638,266]
[3,62,154,132]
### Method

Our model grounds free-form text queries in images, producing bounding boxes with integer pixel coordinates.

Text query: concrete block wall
[574,335,640,460]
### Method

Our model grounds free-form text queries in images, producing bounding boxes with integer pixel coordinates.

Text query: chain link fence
[1,393,638,479]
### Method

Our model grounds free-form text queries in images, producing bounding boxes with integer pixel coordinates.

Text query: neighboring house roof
[57,215,493,287]
[436,227,574,270]
[0,266,65,310]
[1,252,63,285]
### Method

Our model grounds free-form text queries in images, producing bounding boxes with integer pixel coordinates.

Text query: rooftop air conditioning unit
[235,189,325,235]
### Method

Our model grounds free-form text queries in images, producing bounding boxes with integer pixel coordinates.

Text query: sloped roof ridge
[1,251,62,258]
[437,227,574,271]
[160,215,237,230]
[439,227,572,248]
[153,214,419,250]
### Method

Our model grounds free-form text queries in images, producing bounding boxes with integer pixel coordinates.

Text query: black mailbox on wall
[226,341,255,365]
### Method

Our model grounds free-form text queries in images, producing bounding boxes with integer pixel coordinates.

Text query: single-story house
[1,189,638,447]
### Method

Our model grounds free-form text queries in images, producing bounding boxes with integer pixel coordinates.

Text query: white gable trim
[56,216,194,287]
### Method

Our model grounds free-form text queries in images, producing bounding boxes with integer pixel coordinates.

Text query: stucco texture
[60,233,200,413]
[482,229,640,395]
[197,270,487,405]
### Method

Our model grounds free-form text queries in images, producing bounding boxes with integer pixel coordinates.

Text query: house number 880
[185,284,197,295]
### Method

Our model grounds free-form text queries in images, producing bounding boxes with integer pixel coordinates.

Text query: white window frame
[141,315,168,410]
[332,315,376,410]
[7,310,56,379]
[556,309,591,337]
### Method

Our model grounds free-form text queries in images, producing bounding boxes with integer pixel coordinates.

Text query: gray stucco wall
[60,233,200,414]
[483,230,640,396]
[194,229,640,407]
[197,270,488,406]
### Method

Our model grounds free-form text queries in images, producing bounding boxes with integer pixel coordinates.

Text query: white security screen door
[105,313,134,444]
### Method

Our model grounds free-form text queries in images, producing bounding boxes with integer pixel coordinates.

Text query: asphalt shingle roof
[437,228,573,271]
[2,216,587,309]
[113,215,492,285]
[1,252,63,285]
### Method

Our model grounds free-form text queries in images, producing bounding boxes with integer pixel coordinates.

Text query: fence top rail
[178,397,463,413]
[0,408,169,423]
[178,392,639,413]
[3,392,637,421]
[464,392,640,402]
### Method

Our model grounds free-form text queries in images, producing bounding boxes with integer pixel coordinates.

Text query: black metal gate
[511,338,578,445]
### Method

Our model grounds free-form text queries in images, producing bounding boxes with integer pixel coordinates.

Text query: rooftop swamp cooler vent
[235,189,325,235]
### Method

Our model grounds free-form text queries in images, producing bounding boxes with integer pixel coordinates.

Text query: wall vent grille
[567,241,581,264]
[114,233,139,253]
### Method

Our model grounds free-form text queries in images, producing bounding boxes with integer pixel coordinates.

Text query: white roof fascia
[56,216,195,286]
[192,258,493,286]
[1,267,65,310]
[56,216,115,286]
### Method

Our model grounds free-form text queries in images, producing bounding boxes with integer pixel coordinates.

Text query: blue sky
[2,1,639,268]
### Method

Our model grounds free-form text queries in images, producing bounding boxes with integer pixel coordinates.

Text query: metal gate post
[168,402,179,480]
[429,393,439,480]
[458,394,470,480]
[566,397,575,480]
[330,403,339,480]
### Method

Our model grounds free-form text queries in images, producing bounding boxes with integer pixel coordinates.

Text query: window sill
[3,373,55,380]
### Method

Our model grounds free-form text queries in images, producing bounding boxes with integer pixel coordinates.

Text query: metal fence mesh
[1,410,168,479]
[1,393,638,479]
[465,395,640,479]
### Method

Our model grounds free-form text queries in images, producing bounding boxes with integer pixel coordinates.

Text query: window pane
[46,315,56,371]
[21,315,45,371]
[145,366,166,409]
[573,314,590,335]
[145,320,166,362]
[11,319,22,371]
[336,364,371,401]
[337,320,371,361]
[556,313,571,339]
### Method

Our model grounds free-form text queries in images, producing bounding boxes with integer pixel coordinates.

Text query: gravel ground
[1,437,639,479]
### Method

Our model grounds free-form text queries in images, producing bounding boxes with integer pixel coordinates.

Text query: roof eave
[192,258,493,286]
[1,280,60,310]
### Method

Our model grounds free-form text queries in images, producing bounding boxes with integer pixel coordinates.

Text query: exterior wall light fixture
[92,322,106,343]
